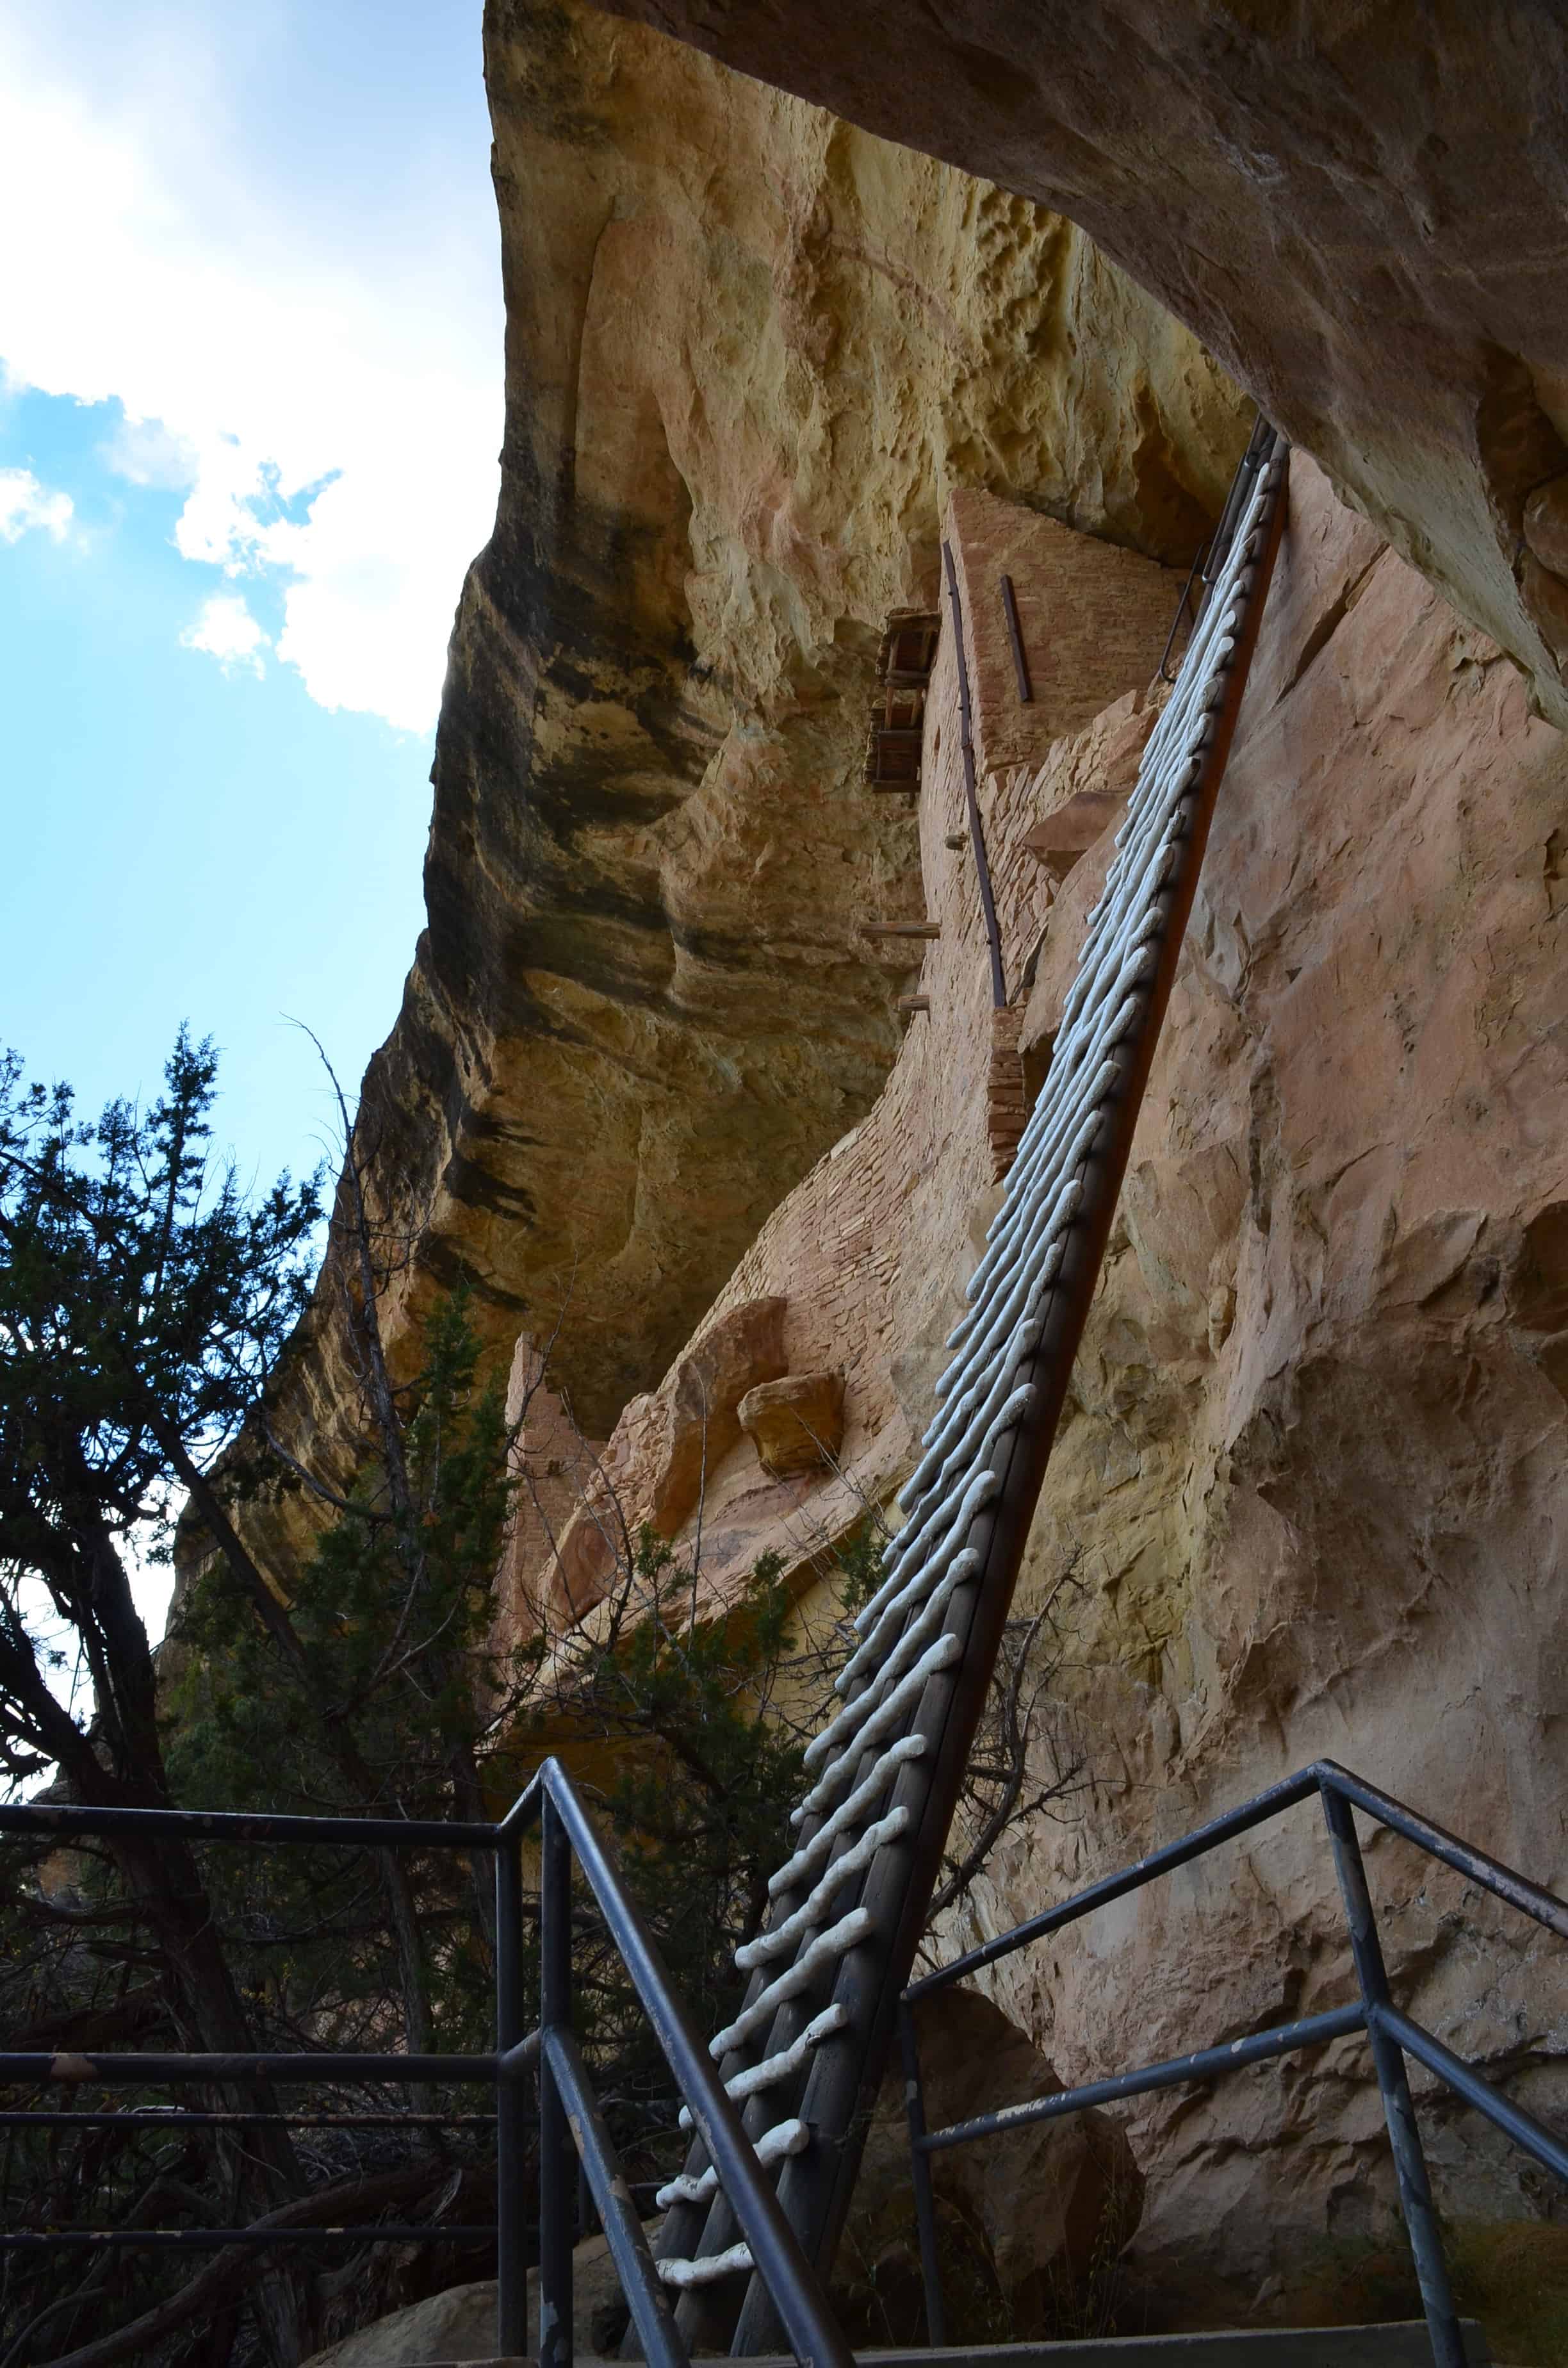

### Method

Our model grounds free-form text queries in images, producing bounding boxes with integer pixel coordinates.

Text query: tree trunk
[54,1527,311,2364]
[105,1827,310,2364]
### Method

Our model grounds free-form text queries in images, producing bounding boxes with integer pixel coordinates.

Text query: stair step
[835,2332,1489,2368]
[411,2326,1489,2368]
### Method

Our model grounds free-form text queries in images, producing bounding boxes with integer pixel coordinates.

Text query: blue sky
[0,0,502,1195]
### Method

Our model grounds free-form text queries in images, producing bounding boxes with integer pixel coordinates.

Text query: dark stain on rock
[1511,1202,1568,1333]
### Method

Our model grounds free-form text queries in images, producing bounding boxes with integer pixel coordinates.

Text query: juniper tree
[0,1035,835,2366]
[0,1028,322,2365]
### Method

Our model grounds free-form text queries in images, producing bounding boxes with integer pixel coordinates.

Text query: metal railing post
[1321,1783,1465,2368]
[496,1837,529,2358]
[539,1791,575,2368]
[899,2002,947,2347]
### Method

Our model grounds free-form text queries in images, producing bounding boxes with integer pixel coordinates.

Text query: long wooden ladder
[650,420,1290,2353]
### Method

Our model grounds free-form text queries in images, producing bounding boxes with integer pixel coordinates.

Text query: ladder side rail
[655,1654,931,2342]
[646,426,1287,2344]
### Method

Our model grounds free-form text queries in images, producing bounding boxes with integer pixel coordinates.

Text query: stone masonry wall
[947,484,1180,778]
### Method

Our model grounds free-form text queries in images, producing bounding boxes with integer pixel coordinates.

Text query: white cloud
[100,413,199,491]
[181,589,269,675]
[0,465,73,543]
[0,8,501,734]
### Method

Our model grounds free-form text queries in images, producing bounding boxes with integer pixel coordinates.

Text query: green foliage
[174,1288,517,1809]
[168,1283,536,2061]
[0,1025,897,2360]
[547,1529,808,2135]
[0,1028,321,1787]
[828,1513,885,1619]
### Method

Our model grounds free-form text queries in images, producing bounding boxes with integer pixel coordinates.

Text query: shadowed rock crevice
[591,0,1568,728]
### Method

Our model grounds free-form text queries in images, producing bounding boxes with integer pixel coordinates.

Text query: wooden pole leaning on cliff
[643,420,1290,2354]
[943,536,1008,1010]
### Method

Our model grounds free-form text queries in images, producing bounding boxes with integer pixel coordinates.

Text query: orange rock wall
[516,452,1568,2304]
[977,456,1568,2290]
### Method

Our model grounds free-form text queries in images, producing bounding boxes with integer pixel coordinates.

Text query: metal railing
[898,1759,1568,2368]
[0,1760,850,2368]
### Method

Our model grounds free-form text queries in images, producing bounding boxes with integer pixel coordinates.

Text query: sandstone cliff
[225,3,1568,2340]
[243,0,1245,1563]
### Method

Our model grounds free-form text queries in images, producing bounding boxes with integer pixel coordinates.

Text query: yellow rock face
[238,0,1246,1566]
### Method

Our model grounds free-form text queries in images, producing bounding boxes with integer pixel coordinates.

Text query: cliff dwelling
[6,6,1568,2367]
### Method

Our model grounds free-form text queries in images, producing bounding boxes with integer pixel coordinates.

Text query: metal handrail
[898,1759,1568,2368]
[528,1761,852,2368]
[0,1799,497,1848]
[915,2002,1369,2157]
[1156,538,1208,683]
[0,1759,850,2368]
[0,2110,499,2128]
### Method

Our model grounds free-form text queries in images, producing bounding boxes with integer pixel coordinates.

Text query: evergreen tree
[0,1032,842,2365]
[0,1030,322,2365]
